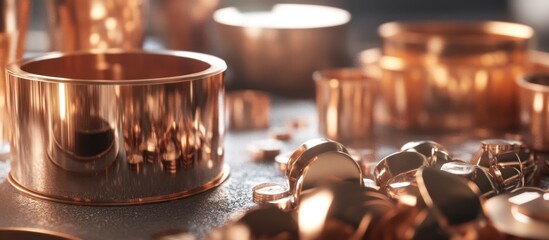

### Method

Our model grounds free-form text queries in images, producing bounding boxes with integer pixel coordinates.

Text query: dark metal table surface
[0,98,547,240]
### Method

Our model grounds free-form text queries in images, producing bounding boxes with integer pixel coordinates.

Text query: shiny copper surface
[6,50,228,205]
[0,227,80,240]
[373,151,428,188]
[485,188,549,239]
[375,21,533,131]
[0,0,29,159]
[285,138,362,201]
[46,0,146,51]
[213,4,351,97]
[400,140,452,166]
[314,68,376,144]
[518,73,549,152]
[226,90,270,130]
[151,0,219,51]
[416,168,485,232]
[252,182,290,204]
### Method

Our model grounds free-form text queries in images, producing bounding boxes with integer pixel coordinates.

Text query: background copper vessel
[314,68,376,144]
[374,21,533,131]
[46,0,147,51]
[213,4,351,97]
[5,50,228,205]
[150,0,219,51]
[0,0,29,159]
[517,73,549,152]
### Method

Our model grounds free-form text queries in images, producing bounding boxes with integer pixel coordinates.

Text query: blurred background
[26,0,549,53]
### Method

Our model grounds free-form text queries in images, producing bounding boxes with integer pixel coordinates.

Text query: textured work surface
[0,99,547,240]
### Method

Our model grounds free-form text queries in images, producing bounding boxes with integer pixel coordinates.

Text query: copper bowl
[372,21,534,131]
[213,4,351,97]
[46,0,147,51]
[6,50,228,205]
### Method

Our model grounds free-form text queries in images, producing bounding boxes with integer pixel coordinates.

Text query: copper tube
[314,68,377,144]
[226,90,270,130]
[46,0,147,51]
[375,21,533,131]
[213,4,351,97]
[6,50,228,205]
[0,0,29,159]
[517,73,549,152]
[150,0,219,51]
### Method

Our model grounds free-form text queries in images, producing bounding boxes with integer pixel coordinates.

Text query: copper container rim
[0,227,80,240]
[517,72,549,92]
[6,49,227,85]
[213,4,351,30]
[378,21,534,43]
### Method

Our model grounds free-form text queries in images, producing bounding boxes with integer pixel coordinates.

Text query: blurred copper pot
[150,0,219,51]
[46,0,147,51]
[369,21,533,131]
[0,0,29,159]
[213,4,351,97]
[6,50,228,205]
[517,73,549,152]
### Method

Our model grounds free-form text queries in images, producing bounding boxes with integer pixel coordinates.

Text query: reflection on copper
[46,0,146,51]
[0,227,80,240]
[213,4,351,97]
[372,21,533,131]
[252,182,290,204]
[298,189,333,240]
[226,90,270,130]
[314,68,377,144]
[518,73,549,153]
[471,139,526,192]
[373,151,428,188]
[485,188,549,239]
[0,0,29,159]
[6,50,229,205]
[151,0,219,51]
[285,138,362,202]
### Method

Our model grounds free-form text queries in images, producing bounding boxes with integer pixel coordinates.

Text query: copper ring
[285,138,363,201]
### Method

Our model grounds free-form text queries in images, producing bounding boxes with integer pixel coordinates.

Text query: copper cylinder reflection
[314,68,376,144]
[46,0,147,51]
[376,21,533,131]
[49,83,118,172]
[517,73,549,152]
[5,50,228,205]
[0,0,29,158]
[151,0,219,51]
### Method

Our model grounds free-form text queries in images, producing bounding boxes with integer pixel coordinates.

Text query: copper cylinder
[314,68,377,144]
[46,0,147,51]
[213,4,351,97]
[226,90,270,130]
[517,73,549,152]
[0,0,29,159]
[150,0,219,51]
[5,50,228,205]
[376,21,533,131]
